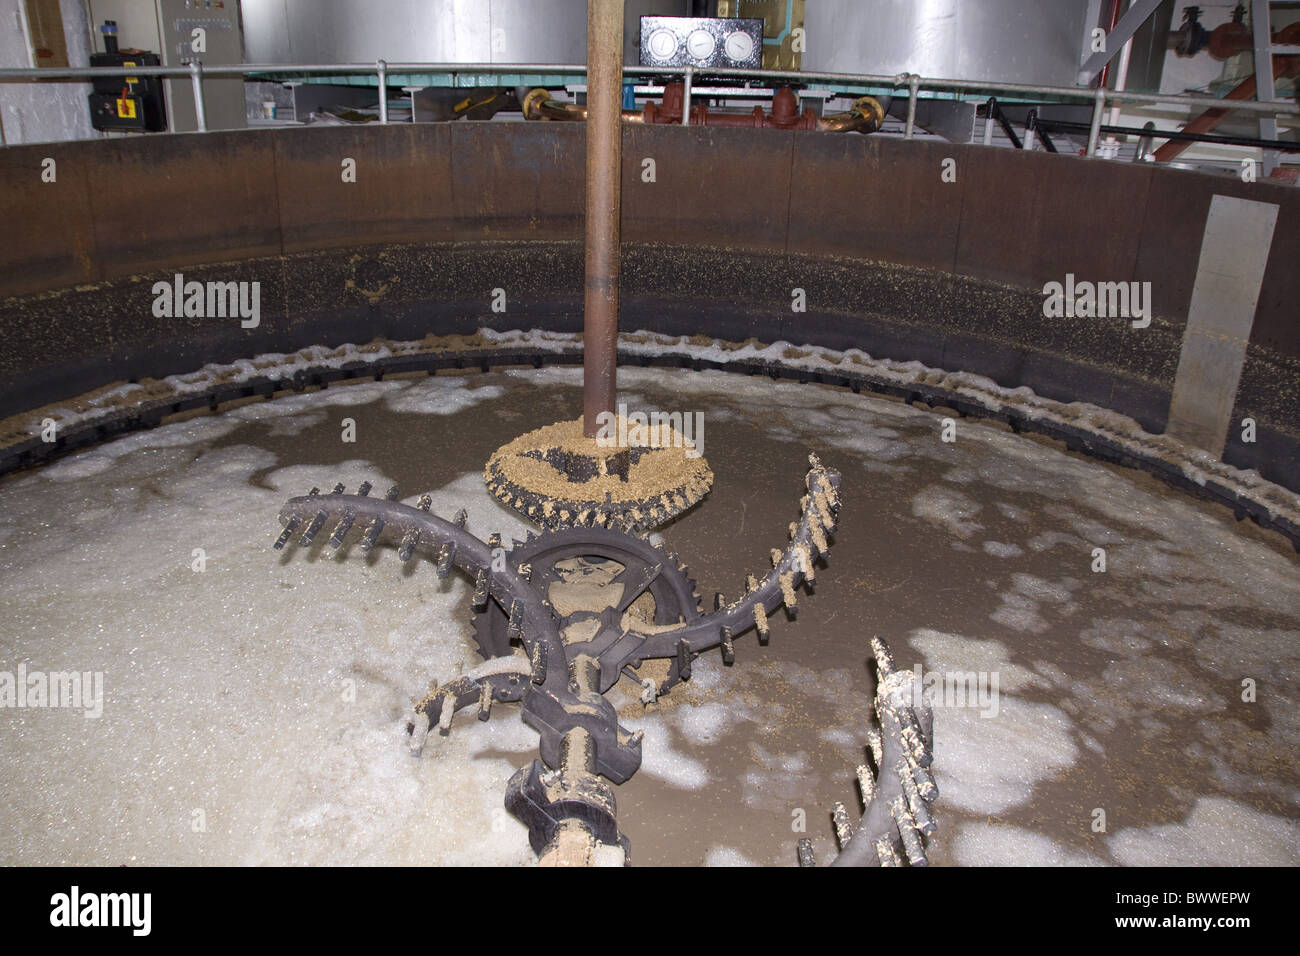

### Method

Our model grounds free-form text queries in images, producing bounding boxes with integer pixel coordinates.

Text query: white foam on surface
[911,485,983,539]
[384,378,504,415]
[983,541,1024,558]
[907,629,1051,695]
[818,727,860,752]
[1109,798,1300,866]
[996,502,1028,522]
[673,700,744,746]
[0,379,538,864]
[930,696,1079,815]
[989,592,1050,634]
[952,824,1106,867]
[703,845,759,867]
[907,631,1079,817]
[618,717,710,790]
[741,743,821,813]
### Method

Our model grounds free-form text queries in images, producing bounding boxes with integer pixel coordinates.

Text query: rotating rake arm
[278,484,492,576]
[276,483,565,688]
[406,655,535,753]
[634,455,841,664]
[276,481,566,727]
[273,481,642,856]
[805,637,939,868]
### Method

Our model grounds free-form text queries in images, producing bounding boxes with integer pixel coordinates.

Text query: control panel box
[88,0,245,132]
[88,50,167,131]
[639,16,764,70]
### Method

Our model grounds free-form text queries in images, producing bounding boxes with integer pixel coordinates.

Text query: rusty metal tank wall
[1,122,1298,494]
[802,0,1096,87]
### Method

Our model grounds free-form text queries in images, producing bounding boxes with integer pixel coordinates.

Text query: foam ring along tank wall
[0,122,1297,495]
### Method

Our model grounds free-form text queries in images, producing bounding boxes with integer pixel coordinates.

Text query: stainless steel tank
[802,0,1096,87]
[240,0,688,66]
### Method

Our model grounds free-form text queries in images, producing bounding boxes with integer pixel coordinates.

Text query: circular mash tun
[2,0,1299,889]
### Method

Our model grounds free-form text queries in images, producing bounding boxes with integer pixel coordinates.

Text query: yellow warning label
[116,98,137,119]
[124,60,138,84]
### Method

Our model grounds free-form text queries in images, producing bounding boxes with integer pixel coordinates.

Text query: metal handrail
[3,59,1296,154]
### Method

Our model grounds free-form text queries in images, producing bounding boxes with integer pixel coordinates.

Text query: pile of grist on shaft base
[484,416,713,532]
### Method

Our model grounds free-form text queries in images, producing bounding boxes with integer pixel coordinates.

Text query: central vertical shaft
[582,0,623,437]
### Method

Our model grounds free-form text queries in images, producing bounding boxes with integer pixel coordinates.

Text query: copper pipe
[527,85,881,134]
[816,96,885,133]
[582,0,621,438]
[1151,74,1261,163]
[522,87,643,123]
[1097,0,1122,91]
[1207,17,1300,60]
[1151,28,1300,164]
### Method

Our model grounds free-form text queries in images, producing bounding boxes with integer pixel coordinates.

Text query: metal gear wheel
[470,526,703,661]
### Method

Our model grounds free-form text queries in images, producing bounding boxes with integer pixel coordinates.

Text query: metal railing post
[682,66,693,126]
[189,61,207,132]
[1252,0,1280,175]
[1087,87,1106,157]
[377,59,388,124]
[905,74,919,139]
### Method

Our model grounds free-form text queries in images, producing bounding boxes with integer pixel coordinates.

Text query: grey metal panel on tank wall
[158,0,246,132]
[803,0,1094,87]
[240,0,689,66]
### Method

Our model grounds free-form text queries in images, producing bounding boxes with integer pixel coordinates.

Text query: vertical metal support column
[377,60,389,124]
[1251,0,1279,175]
[682,66,694,126]
[583,0,622,437]
[189,61,207,132]
[403,86,421,122]
[904,75,919,139]
[1087,87,1106,156]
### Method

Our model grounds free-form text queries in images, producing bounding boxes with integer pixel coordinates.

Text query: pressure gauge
[686,29,716,60]
[724,31,755,63]
[647,28,677,61]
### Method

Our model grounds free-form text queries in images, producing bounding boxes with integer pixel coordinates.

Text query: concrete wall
[0,0,98,145]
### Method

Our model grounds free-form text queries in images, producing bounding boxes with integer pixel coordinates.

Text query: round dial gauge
[686,29,716,60]
[647,28,677,61]
[724,31,755,62]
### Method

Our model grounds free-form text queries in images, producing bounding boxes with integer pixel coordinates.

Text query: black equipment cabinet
[88,50,167,132]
